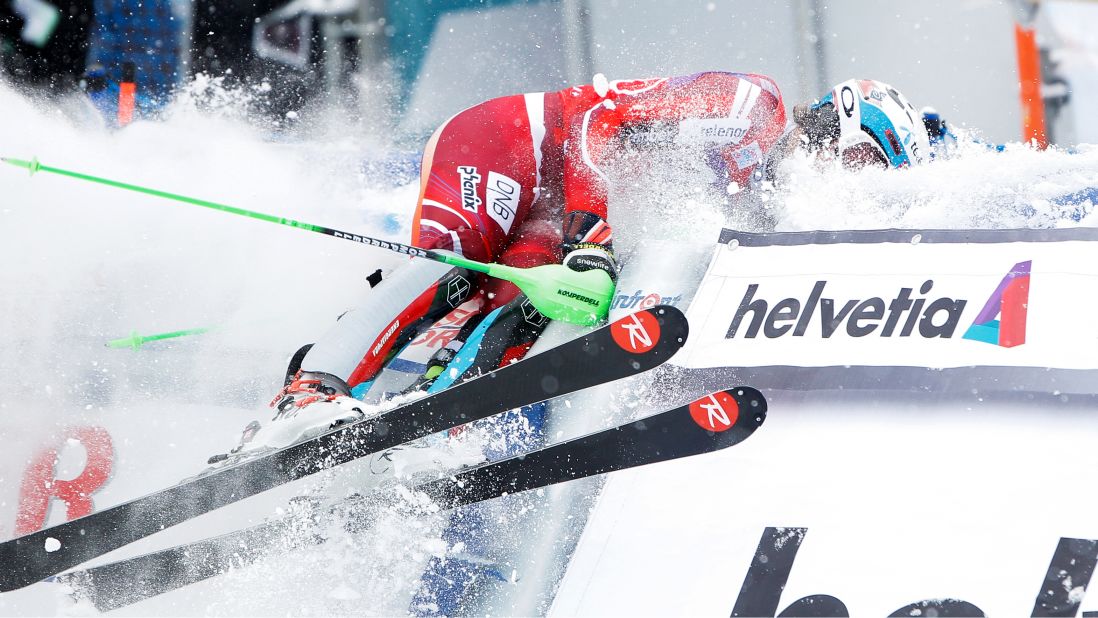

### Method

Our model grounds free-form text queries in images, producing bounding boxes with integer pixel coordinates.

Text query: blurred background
[1,0,1095,145]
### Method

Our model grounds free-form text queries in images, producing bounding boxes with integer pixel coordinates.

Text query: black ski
[63,387,766,611]
[0,306,687,593]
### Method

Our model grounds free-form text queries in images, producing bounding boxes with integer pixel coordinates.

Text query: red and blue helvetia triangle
[963,260,1031,348]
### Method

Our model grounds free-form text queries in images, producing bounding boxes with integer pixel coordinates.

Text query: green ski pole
[3,157,613,325]
[108,328,211,350]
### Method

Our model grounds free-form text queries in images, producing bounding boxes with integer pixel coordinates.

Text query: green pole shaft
[107,327,211,349]
[5,158,321,231]
[139,327,210,343]
[1,156,491,275]
[2,156,614,325]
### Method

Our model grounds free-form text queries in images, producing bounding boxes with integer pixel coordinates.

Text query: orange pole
[117,62,136,128]
[1014,22,1048,149]
[117,82,136,127]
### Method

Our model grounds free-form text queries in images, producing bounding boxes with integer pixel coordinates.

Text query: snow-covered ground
[2,78,1098,616]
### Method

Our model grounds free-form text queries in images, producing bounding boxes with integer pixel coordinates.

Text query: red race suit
[325,72,787,387]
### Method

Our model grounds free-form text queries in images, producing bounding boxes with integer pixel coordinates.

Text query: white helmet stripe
[835,81,864,151]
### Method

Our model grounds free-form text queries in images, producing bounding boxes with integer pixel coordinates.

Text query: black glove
[563,242,618,282]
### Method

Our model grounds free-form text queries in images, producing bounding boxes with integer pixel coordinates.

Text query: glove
[563,242,618,283]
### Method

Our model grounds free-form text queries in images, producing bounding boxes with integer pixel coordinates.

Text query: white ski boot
[259,370,369,449]
[208,371,369,467]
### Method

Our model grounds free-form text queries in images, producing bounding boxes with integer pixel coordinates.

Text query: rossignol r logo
[725,280,967,340]
[611,310,661,354]
[963,260,1030,348]
[689,392,738,432]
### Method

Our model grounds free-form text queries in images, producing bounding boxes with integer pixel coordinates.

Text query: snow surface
[1,75,1098,616]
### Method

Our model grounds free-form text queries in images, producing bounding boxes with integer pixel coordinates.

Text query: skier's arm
[559,72,786,251]
[561,77,667,225]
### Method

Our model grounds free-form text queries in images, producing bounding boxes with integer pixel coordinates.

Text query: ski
[63,387,766,611]
[0,306,687,593]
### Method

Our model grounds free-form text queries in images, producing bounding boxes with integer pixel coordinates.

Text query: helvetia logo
[962,260,1031,348]
[725,279,967,340]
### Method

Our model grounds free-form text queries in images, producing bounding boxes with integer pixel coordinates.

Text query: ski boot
[262,370,368,443]
[208,371,369,466]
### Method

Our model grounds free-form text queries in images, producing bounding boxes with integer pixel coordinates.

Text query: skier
[254,72,930,443]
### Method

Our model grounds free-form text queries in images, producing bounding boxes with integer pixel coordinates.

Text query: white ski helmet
[801,79,930,168]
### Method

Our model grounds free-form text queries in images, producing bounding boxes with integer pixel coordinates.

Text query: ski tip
[686,386,766,441]
[648,304,688,344]
[647,303,685,322]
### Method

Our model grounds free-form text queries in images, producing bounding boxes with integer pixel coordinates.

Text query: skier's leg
[289,92,544,392]
[300,261,477,387]
[425,218,561,391]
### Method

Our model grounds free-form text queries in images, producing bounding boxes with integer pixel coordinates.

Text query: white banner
[678,228,1098,372]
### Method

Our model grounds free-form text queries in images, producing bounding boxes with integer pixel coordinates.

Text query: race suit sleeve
[560,72,787,240]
